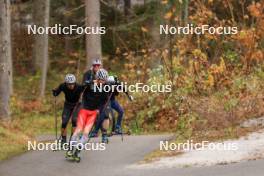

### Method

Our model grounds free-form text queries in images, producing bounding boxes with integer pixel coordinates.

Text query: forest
[0,0,263,161]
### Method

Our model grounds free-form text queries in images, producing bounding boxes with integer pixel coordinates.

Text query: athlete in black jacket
[52,74,84,144]
[66,69,110,162]
[82,58,101,84]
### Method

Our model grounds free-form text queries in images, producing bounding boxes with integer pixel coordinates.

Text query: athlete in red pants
[66,68,110,162]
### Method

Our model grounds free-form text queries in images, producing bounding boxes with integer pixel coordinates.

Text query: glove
[52,89,57,97]
[107,76,115,83]
[114,76,120,84]
[84,80,92,85]
[128,95,134,101]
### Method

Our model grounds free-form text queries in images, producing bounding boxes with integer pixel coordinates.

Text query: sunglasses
[93,64,101,67]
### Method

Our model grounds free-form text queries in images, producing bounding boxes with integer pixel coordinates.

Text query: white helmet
[96,69,108,81]
[65,74,76,84]
[92,58,102,66]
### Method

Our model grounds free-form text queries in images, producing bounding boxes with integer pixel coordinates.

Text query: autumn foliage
[114,0,264,135]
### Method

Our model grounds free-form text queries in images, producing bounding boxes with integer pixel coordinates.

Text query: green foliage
[224,50,239,64]
[176,113,197,138]
[224,98,239,112]
[255,67,264,80]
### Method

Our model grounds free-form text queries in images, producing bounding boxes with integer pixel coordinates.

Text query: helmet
[96,69,108,81]
[65,74,76,84]
[92,58,102,66]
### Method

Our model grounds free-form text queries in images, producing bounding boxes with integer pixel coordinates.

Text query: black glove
[52,89,58,97]
[84,79,92,85]
[114,76,121,84]
[128,95,134,101]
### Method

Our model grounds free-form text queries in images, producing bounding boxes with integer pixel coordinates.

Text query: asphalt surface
[0,135,263,176]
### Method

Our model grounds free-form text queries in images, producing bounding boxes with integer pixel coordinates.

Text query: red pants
[76,109,98,130]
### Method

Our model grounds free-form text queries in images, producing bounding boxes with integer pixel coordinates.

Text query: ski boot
[113,125,122,135]
[89,131,98,138]
[61,136,67,149]
[101,133,109,144]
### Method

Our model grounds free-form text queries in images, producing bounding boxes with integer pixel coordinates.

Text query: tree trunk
[124,0,131,16]
[85,0,102,69]
[64,0,72,55]
[0,0,12,120]
[64,36,72,55]
[7,0,12,95]
[32,0,50,97]
[184,0,189,25]
[40,0,50,97]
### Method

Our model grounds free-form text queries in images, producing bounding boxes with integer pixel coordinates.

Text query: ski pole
[54,96,58,141]
[67,102,81,145]
[121,118,124,142]
[67,84,89,146]
[87,91,114,143]
[110,107,115,134]
[118,89,133,141]
[87,124,96,143]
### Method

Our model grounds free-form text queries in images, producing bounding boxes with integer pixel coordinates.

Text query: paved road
[0,135,263,176]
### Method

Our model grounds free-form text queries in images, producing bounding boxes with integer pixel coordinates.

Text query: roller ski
[111,126,131,136]
[73,149,81,163]
[65,149,81,163]
[65,149,74,160]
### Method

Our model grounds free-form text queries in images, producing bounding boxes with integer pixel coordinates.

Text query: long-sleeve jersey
[82,69,96,84]
[53,83,85,105]
[81,83,110,110]
[82,69,111,110]
[110,81,130,101]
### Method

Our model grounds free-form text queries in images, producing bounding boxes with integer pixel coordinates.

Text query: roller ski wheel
[73,155,81,163]
[65,150,74,160]
[73,150,81,163]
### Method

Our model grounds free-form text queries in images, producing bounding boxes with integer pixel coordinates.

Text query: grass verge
[0,113,55,161]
